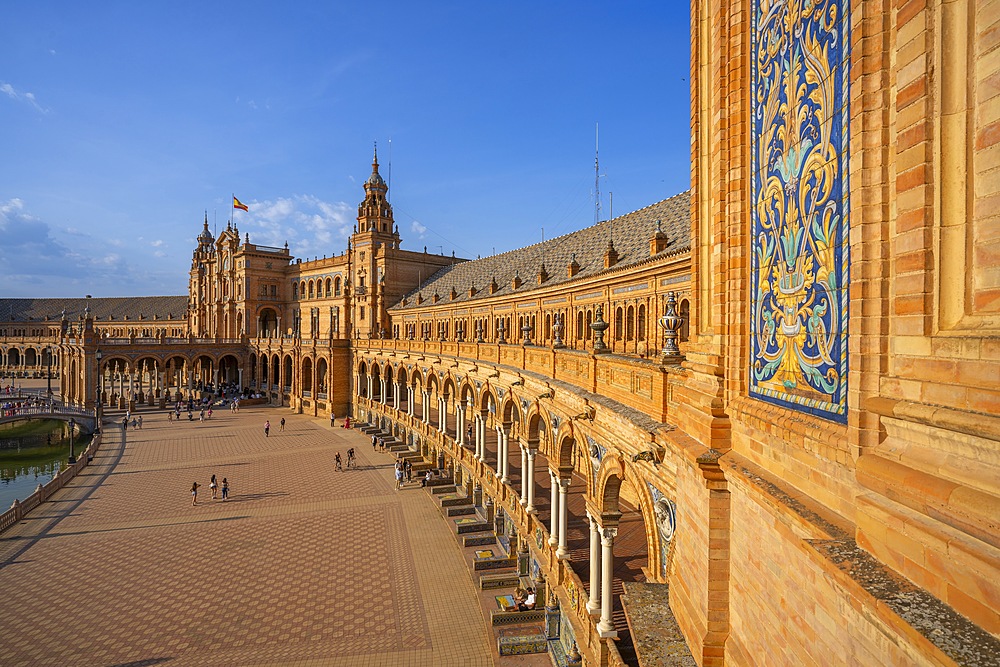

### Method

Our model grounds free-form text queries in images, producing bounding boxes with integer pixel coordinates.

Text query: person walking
[331,413,336,428]
[137,415,143,429]
[210,474,218,500]
[347,447,356,469]
[371,434,377,451]
[191,481,200,506]
[404,459,413,482]
[334,452,344,472]
[394,461,404,490]
[280,417,286,432]
[221,478,229,501]
[207,407,213,419]
[264,420,270,437]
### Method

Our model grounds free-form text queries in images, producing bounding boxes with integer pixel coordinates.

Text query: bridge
[0,405,98,434]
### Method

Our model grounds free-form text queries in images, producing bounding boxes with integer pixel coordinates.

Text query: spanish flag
[233,196,249,212]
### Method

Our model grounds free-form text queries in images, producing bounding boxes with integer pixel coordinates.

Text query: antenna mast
[594,123,601,225]
[387,138,392,200]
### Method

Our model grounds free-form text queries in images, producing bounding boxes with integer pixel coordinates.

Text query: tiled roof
[391,191,690,310]
[0,296,189,322]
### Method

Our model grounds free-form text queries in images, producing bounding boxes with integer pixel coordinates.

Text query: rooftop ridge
[392,192,691,309]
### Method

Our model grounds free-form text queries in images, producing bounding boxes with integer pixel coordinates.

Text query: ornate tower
[188,214,215,336]
[350,146,401,338]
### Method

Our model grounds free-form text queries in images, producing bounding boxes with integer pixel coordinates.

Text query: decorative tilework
[647,482,676,580]
[750,0,851,423]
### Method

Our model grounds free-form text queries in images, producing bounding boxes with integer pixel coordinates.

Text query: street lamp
[95,349,103,434]
[68,418,76,464]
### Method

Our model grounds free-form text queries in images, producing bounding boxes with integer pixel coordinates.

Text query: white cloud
[410,220,427,238]
[235,194,353,258]
[0,81,48,113]
[0,198,190,297]
[151,239,164,247]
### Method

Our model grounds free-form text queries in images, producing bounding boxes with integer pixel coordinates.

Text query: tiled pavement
[0,405,496,666]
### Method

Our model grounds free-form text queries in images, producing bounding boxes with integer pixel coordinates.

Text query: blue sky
[1,1,691,298]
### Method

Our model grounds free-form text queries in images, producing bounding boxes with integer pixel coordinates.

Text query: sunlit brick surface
[0,406,494,666]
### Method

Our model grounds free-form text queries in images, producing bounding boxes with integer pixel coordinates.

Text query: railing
[356,339,676,424]
[0,405,91,418]
[0,432,104,534]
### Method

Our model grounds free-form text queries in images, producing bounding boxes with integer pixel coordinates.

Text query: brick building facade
[1,1,997,664]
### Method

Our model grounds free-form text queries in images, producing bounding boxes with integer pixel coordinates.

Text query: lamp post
[95,349,102,434]
[68,418,76,464]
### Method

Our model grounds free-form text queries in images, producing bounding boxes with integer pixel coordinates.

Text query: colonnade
[352,375,621,640]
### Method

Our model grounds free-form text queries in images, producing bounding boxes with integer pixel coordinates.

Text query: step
[473,556,517,571]
[430,484,457,494]
[464,534,498,548]
[446,505,477,517]
[491,608,546,627]
[498,630,547,656]
[439,494,472,508]
[455,518,492,534]
[479,572,519,590]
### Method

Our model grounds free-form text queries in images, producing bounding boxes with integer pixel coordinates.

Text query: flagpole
[232,192,235,227]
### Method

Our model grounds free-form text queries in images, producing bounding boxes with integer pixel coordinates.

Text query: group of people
[334,447,357,472]
[393,459,414,490]
[191,474,229,505]
[512,587,536,611]
[121,413,143,430]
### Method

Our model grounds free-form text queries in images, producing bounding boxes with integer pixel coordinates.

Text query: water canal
[0,420,91,510]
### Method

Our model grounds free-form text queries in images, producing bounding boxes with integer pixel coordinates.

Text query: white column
[422,391,430,423]
[479,415,487,460]
[525,449,537,513]
[456,402,465,445]
[475,414,484,460]
[586,513,601,614]
[367,376,373,399]
[494,426,503,476]
[548,469,559,546]
[500,428,510,483]
[382,378,388,404]
[597,527,618,637]
[556,477,571,559]
[519,444,529,506]
[393,382,400,410]
[407,387,415,416]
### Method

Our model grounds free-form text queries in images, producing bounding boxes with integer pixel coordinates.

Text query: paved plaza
[0,402,499,666]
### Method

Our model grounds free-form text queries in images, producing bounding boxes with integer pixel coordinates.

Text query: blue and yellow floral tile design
[750,0,851,423]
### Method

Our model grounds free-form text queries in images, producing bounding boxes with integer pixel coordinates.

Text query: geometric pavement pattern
[0,405,494,666]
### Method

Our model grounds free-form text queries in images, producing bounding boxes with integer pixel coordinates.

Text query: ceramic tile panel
[749,0,851,423]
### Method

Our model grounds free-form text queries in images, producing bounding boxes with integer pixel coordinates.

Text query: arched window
[325,278,332,297]
[576,311,584,339]
[626,305,635,341]
[308,281,314,299]
[637,304,646,341]
[615,307,624,341]
[334,277,342,296]
[585,310,593,340]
